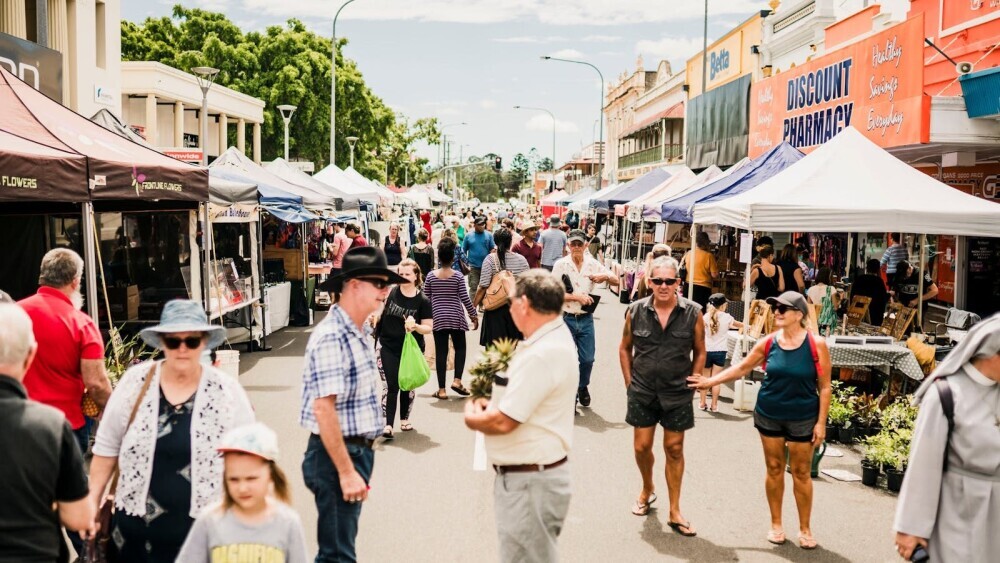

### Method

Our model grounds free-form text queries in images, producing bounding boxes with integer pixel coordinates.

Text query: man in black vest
[0,303,93,562]
[619,256,706,537]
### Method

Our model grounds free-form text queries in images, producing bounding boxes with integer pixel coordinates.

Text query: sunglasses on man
[770,304,797,315]
[161,335,205,350]
[355,277,391,289]
[648,277,679,287]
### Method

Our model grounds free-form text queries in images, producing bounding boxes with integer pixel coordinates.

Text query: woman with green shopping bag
[374,259,433,439]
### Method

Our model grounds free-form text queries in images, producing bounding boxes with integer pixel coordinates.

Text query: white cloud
[635,36,707,65]
[492,36,568,44]
[235,0,769,26]
[548,48,584,59]
[581,34,622,43]
[525,114,578,133]
[479,99,497,109]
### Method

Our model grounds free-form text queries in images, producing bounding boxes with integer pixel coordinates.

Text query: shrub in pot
[853,393,881,437]
[861,432,893,487]
[827,398,852,443]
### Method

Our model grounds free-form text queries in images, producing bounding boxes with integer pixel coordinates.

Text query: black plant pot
[886,468,905,492]
[861,462,880,487]
[840,426,857,444]
[826,424,840,443]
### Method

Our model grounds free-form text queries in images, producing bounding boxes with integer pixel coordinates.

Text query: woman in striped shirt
[474,228,530,348]
[424,237,478,399]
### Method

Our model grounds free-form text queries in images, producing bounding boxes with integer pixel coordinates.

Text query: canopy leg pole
[688,223,697,301]
[637,220,646,266]
[846,233,854,280]
[202,204,212,312]
[742,231,753,339]
[918,233,927,331]
[82,202,99,322]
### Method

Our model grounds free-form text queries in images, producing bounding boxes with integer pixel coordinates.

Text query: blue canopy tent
[659,142,804,224]
[592,167,673,213]
[557,187,595,206]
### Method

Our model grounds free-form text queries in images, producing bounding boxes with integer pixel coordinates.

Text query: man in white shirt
[465,271,577,563]
[552,229,619,407]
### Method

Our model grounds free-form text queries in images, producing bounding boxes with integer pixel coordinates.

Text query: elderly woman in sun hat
[86,299,255,563]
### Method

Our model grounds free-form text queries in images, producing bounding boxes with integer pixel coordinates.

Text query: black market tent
[0,129,88,202]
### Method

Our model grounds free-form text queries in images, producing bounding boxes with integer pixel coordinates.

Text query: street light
[277,104,297,161]
[439,121,467,167]
[514,105,556,176]
[192,66,220,166]
[330,0,360,167]
[541,55,605,188]
[346,135,359,168]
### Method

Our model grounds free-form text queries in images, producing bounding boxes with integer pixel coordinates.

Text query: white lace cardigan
[92,360,255,517]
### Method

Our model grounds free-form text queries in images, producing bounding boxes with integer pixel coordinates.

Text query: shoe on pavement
[578,386,591,407]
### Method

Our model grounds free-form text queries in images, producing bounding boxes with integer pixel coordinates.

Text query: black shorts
[753,410,817,443]
[625,390,694,432]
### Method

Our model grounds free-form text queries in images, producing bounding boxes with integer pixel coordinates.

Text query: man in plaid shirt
[301,247,406,562]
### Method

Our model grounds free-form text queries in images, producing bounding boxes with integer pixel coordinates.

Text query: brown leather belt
[493,456,568,474]
[344,436,375,449]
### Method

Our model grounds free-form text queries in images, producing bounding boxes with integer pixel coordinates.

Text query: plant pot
[826,424,840,443]
[840,426,857,444]
[886,468,905,492]
[861,462,880,487]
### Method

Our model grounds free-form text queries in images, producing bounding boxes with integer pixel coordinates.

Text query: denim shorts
[753,410,817,442]
[705,351,727,369]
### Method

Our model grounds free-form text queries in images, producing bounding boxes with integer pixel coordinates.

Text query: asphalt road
[239,287,904,562]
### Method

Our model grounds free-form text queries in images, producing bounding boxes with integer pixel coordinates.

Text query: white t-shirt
[551,254,611,314]
[485,317,578,466]
[703,310,736,352]
[807,283,832,305]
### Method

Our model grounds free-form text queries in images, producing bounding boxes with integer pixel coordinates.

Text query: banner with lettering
[941,0,1000,37]
[749,15,928,158]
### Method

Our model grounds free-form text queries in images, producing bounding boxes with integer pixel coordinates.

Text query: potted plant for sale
[853,393,881,438]
[827,397,852,444]
[885,427,913,493]
[860,431,891,487]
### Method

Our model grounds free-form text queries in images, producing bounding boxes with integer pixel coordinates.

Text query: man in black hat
[300,247,406,562]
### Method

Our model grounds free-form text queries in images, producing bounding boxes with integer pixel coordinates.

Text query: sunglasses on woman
[770,304,795,315]
[648,277,679,286]
[162,335,205,350]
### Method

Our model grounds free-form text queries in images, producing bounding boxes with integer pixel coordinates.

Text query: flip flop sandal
[400,422,413,431]
[382,426,394,440]
[434,390,449,400]
[698,404,709,411]
[798,535,818,550]
[767,530,787,545]
[631,493,657,516]
[668,521,697,537]
[451,383,471,396]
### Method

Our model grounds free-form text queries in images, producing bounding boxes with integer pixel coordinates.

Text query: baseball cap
[474,216,487,226]
[567,229,587,244]
[765,291,810,316]
[708,293,727,307]
[217,422,279,461]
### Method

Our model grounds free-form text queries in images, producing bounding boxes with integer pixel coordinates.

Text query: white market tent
[396,189,432,209]
[617,167,695,217]
[266,158,362,211]
[343,165,397,202]
[693,127,1000,237]
[314,164,382,203]
[569,182,619,212]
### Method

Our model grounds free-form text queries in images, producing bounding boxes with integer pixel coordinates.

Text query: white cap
[217,422,279,461]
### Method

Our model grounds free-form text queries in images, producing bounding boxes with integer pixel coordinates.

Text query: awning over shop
[266,158,361,211]
[693,127,1000,237]
[620,102,685,138]
[660,142,803,223]
[0,66,208,202]
[592,167,675,212]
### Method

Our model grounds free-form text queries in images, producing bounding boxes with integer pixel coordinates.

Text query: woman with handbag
[375,259,433,439]
[86,300,255,562]
[474,228,529,348]
[424,238,478,400]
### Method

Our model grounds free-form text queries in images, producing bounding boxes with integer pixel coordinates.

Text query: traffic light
[494,156,502,171]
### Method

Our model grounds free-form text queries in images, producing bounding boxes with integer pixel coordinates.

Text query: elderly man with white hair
[0,303,94,561]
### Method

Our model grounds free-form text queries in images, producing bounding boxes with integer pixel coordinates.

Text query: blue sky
[124,0,772,167]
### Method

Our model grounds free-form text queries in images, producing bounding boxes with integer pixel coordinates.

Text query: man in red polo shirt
[19,248,111,455]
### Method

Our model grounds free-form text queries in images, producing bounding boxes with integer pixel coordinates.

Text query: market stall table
[308,263,333,276]
[726,333,926,381]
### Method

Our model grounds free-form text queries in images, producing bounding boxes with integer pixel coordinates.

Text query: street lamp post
[541,55,605,189]
[514,105,556,178]
[345,136,359,168]
[330,0,360,167]
[192,66,220,166]
[277,104,297,161]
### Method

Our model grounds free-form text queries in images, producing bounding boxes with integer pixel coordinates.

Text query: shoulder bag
[482,254,515,311]
[84,363,157,563]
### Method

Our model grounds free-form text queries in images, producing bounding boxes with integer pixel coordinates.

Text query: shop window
[24,0,37,42]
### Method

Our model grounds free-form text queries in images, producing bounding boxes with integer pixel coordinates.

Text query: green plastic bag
[398,333,430,391]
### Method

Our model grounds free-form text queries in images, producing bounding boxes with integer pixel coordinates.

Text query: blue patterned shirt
[880,243,909,274]
[300,305,382,439]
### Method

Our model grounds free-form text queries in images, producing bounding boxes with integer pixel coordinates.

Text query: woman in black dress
[408,228,435,278]
[473,228,529,347]
[383,222,406,267]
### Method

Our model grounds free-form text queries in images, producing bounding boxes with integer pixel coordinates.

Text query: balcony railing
[618,144,683,169]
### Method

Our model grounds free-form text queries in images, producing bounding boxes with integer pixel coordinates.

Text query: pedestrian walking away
[619,256,705,536]
[407,228,435,279]
[425,238,478,399]
[747,245,785,301]
[0,303,94,563]
[304,247,407,562]
[552,229,619,407]
[463,216,496,294]
[893,313,1000,563]
[375,259,433,438]
[177,422,308,563]
[700,293,744,412]
[689,291,832,549]
[86,300,256,563]
[465,271,578,563]
[538,214,567,271]
[474,228,530,348]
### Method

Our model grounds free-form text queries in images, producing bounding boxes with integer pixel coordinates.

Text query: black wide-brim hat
[319,246,407,292]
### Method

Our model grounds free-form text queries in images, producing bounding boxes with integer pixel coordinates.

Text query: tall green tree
[121,5,438,180]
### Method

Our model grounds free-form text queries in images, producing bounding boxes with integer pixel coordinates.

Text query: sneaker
[578,386,591,407]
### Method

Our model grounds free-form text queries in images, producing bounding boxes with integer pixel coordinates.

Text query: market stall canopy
[266,158,361,211]
[693,127,1000,237]
[395,188,433,209]
[0,129,89,202]
[207,174,257,206]
[570,182,618,211]
[641,163,737,221]
[90,109,149,146]
[341,167,395,201]
[592,167,675,212]
[314,165,381,203]
[0,66,208,202]
[213,147,335,213]
[617,167,695,217]
[558,187,595,206]
[540,189,567,204]
[660,142,803,223]
[413,184,453,203]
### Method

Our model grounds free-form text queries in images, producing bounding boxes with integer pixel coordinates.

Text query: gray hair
[649,256,680,278]
[0,303,35,366]
[38,248,83,288]
[514,269,565,315]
